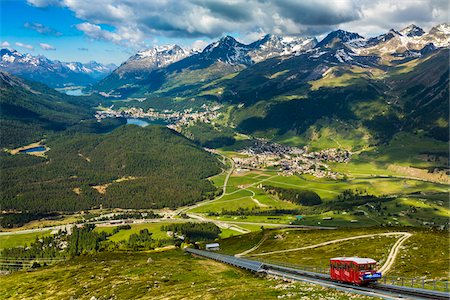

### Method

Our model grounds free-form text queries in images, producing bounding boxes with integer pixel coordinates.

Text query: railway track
[185,248,449,300]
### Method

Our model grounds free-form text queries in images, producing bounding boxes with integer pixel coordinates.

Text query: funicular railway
[185,248,450,300]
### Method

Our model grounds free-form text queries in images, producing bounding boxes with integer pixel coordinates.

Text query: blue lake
[65,89,86,96]
[126,118,150,127]
[126,118,169,127]
[20,146,46,153]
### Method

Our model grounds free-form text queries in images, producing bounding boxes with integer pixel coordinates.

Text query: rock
[147,257,153,263]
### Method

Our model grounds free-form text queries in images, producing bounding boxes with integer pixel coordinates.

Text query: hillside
[0,125,222,212]
[225,48,448,146]
[0,250,371,300]
[0,71,99,148]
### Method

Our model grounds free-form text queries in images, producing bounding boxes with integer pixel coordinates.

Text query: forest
[0,126,222,212]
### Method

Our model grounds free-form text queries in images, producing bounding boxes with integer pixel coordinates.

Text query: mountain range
[1,23,448,148]
[0,48,117,88]
[91,23,449,98]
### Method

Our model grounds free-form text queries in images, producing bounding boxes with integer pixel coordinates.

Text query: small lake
[65,89,86,96]
[126,118,169,127]
[126,118,149,127]
[20,146,46,153]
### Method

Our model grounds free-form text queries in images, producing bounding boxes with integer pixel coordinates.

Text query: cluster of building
[234,139,351,179]
[95,103,222,130]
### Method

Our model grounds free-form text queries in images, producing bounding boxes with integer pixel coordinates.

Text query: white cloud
[15,42,34,50]
[26,0,62,7]
[75,22,145,48]
[1,41,10,48]
[27,0,450,48]
[39,43,56,50]
[191,40,209,51]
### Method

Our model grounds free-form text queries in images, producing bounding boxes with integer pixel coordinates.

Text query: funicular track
[185,248,450,300]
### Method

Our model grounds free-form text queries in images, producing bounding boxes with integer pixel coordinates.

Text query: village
[234,139,351,179]
[95,103,223,130]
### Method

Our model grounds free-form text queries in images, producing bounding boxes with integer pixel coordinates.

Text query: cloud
[1,41,10,48]
[24,22,62,36]
[191,39,209,51]
[26,0,62,7]
[26,0,450,48]
[39,43,56,50]
[78,47,89,51]
[15,42,34,50]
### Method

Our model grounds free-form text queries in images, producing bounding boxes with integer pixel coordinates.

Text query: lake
[126,118,150,127]
[65,89,86,96]
[126,118,169,127]
[20,146,46,153]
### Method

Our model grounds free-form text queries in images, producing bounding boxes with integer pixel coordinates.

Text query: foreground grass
[0,250,374,300]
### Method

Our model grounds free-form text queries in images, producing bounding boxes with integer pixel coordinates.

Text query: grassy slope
[0,250,372,300]
[0,231,51,250]
[0,72,97,148]
[219,227,449,280]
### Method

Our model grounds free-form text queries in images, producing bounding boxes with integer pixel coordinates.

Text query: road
[172,151,235,216]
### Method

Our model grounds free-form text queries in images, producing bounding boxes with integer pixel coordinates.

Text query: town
[234,139,351,179]
[95,103,223,130]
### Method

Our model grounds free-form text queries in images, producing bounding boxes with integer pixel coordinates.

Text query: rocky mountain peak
[400,24,425,37]
[316,29,364,48]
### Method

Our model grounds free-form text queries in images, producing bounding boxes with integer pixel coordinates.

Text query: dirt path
[235,233,268,257]
[378,232,412,274]
[248,232,411,257]
[245,188,268,208]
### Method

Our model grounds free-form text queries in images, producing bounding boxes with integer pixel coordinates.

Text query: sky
[1,0,448,65]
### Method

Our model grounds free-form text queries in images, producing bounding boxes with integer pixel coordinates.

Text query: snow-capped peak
[247,34,317,62]
[400,24,425,37]
[316,29,364,48]
[114,45,194,77]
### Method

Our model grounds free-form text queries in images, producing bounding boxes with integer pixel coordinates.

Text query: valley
[1,18,449,299]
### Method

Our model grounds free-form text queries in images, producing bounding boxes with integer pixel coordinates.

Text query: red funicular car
[330,257,382,285]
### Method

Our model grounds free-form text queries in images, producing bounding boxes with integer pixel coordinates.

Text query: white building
[205,243,220,251]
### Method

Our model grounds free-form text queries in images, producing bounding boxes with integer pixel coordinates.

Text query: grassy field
[218,227,450,281]
[0,249,373,300]
[221,227,395,256]
[95,222,184,242]
[388,230,450,280]
[0,231,52,250]
[258,235,398,269]
[190,159,449,229]
[194,144,449,229]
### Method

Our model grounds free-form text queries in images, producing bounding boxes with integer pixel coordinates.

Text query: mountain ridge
[0,48,117,88]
